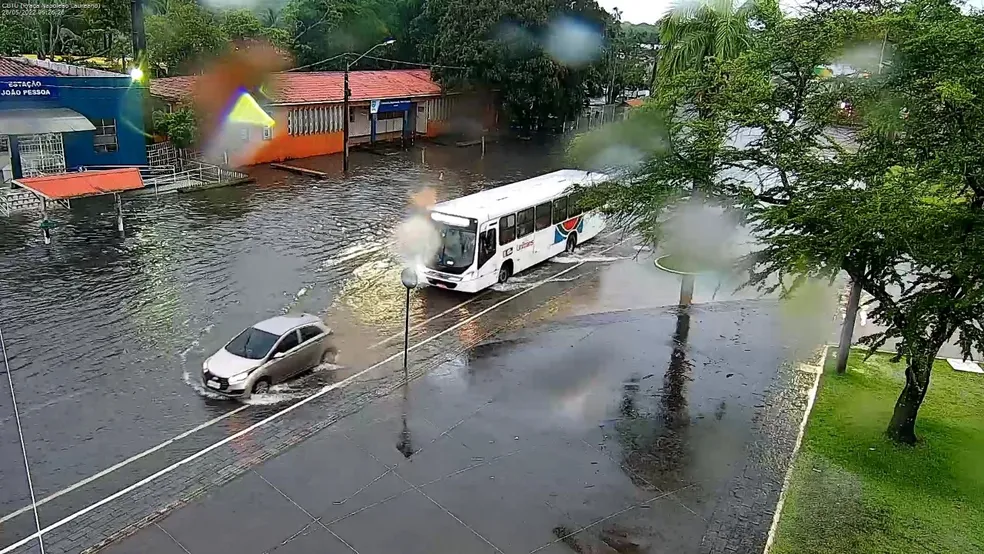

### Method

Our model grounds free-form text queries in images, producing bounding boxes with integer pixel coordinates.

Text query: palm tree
[656,0,759,80]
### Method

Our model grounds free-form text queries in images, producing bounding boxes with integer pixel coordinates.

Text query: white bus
[417,169,609,293]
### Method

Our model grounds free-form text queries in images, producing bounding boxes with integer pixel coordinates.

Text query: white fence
[564,104,625,134]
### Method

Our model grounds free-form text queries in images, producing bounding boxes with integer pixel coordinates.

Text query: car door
[267,329,302,383]
[298,325,327,368]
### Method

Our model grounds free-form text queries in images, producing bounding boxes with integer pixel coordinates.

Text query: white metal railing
[78,160,247,194]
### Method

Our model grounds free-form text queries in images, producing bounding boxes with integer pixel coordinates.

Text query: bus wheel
[498,263,512,284]
[565,233,578,253]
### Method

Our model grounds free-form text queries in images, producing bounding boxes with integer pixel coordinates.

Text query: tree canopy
[573,0,984,444]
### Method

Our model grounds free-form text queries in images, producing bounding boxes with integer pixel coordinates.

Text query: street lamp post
[343,39,396,173]
[400,267,417,380]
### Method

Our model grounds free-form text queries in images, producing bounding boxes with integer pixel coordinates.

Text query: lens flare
[227,90,275,127]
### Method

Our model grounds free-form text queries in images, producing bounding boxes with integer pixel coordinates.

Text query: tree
[153,107,198,148]
[735,0,984,443]
[571,55,759,306]
[146,0,226,75]
[413,0,614,134]
[656,0,762,81]
[81,0,130,56]
[0,16,29,56]
[220,8,291,49]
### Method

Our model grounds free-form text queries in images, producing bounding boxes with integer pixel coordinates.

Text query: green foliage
[146,0,226,74]
[0,16,28,56]
[656,0,771,80]
[413,0,615,133]
[153,107,198,148]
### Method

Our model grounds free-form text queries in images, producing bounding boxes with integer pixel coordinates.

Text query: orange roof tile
[16,168,145,200]
[625,98,645,108]
[0,57,68,77]
[150,69,443,105]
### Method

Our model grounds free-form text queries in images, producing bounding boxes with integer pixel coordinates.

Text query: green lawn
[771,350,984,554]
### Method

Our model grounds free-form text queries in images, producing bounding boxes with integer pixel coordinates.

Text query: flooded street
[0,140,565,518]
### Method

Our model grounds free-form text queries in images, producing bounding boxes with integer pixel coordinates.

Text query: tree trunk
[679,275,695,307]
[836,279,862,374]
[886,352,934,444]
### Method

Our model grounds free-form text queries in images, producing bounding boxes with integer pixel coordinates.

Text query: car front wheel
[252,378,271,395]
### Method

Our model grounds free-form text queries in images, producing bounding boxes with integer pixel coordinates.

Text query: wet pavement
[0,222,831,553]
[0,139,837,553]
[88,298,821,554]
[0,139,564,517]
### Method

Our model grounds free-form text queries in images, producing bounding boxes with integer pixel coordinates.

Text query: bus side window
[535,202,552,230]
[499,214,516,245]
[552,196,568,224]
[516,207,535,238]
[478,229,497,267]
[569,191,584,216]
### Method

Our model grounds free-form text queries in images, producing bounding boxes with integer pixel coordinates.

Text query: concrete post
[9,136,23,180]
[41,198,50,245]
[116,194,124,234]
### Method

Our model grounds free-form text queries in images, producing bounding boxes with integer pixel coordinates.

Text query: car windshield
[224,327,279,360]
[431,224,476,271]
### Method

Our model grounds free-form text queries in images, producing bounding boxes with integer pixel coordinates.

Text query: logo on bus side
[504,247,513,257]
[554,215,584,244]
[517,239,534,251]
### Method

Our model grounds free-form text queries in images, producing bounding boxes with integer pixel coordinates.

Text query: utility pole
[130,0,146,68]
[343,55,351,173]
[342,39,395,173]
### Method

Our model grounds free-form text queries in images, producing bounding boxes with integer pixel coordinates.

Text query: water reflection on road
[0,140,564,513]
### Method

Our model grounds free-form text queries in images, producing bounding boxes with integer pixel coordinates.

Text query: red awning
[14,168,145,200]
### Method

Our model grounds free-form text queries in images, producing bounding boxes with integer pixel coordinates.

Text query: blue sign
[378,100,411,113]
[0,77,59,100]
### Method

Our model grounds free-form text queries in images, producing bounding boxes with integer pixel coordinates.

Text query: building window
[93,118,118,153]
[0,135,8,154]
[378,111,403,120]
[262,126,273,141]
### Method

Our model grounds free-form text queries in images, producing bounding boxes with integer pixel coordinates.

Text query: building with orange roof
[150,69,496,166]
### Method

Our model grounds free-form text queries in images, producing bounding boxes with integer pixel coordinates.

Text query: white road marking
[0,236,631,554]
[0,405,250,525]
[0,229,628,525]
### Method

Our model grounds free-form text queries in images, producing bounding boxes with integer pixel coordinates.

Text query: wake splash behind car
[202,313,336,398]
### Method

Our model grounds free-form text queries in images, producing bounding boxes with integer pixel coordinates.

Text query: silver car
[202,313,336,397]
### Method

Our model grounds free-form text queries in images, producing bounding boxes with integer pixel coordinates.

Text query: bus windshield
[429,224,476,273]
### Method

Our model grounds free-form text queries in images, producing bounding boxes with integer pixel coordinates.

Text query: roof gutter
[271,91,462,107]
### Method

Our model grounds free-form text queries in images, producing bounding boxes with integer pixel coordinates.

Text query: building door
[19,133,66,177]
[0,136,11,182]
[416,104,428,134]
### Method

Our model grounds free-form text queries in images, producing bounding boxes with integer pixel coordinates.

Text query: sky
[598,0,670,23]
[601,0,984,23]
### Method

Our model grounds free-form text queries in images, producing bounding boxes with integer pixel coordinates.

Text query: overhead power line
[360,55,469,71]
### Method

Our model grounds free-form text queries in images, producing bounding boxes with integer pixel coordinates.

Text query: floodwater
[0,140,565,516]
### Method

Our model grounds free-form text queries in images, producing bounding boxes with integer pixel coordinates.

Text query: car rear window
[225,327,279,360]
[299,325,323,342]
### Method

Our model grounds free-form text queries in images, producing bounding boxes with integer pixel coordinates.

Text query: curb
[762,345,828,554]
[653,255,706,276]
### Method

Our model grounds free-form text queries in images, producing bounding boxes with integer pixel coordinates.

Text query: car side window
[274,330,300,355]
[299,325,322,343]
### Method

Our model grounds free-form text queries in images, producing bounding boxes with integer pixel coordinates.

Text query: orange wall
[426,120,449,138]
[244,105,458,166]
[246,108,345,165]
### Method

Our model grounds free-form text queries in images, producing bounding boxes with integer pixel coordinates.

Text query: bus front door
[476,225,498,284]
